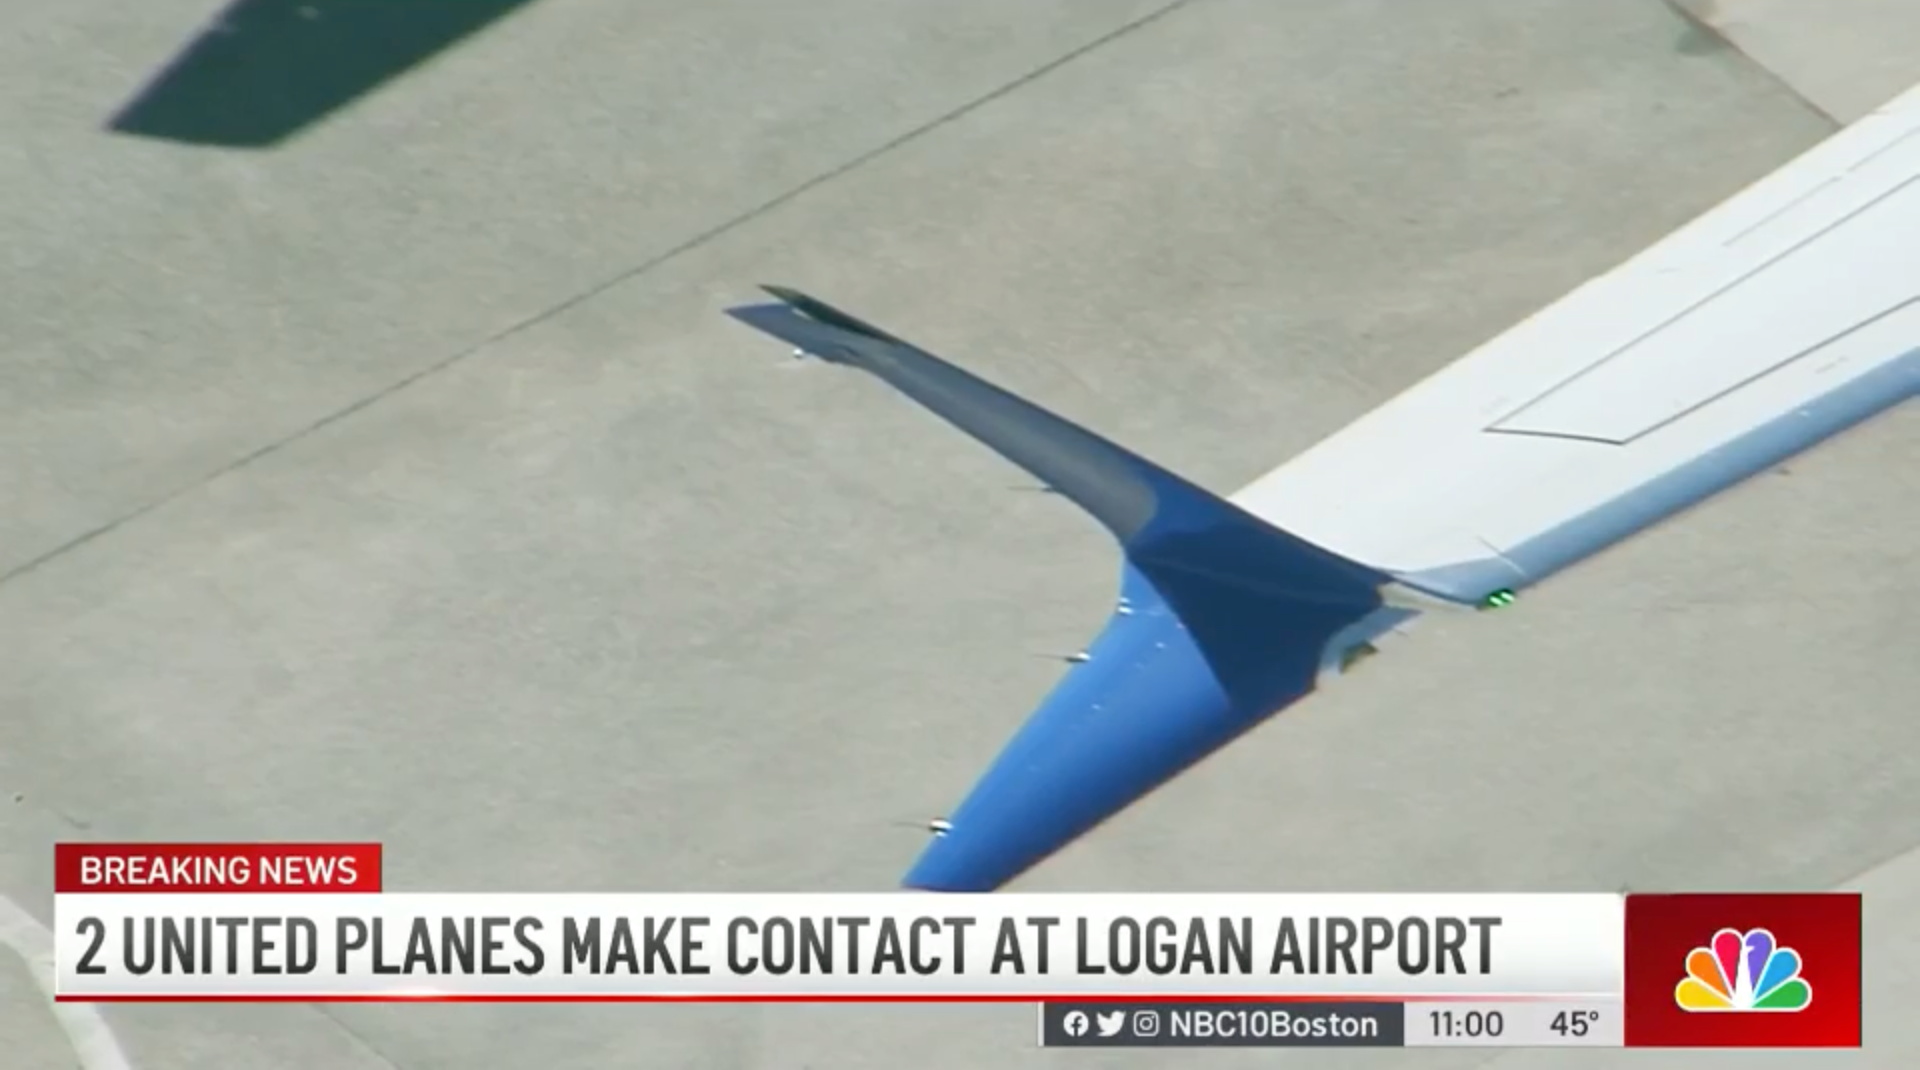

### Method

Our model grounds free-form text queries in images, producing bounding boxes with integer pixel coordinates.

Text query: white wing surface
[1235,84,1920,601]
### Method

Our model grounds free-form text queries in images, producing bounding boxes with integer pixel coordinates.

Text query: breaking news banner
[50,844,1861,1049]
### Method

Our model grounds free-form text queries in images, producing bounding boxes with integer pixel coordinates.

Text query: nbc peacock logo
[1675,928,1812,1012]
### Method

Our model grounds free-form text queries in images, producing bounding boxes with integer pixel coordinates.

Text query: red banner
[1623,893,1860,1047]
[55,842,383,894]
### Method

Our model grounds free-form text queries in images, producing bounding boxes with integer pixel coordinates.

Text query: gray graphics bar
[1039,1001,1404,1048]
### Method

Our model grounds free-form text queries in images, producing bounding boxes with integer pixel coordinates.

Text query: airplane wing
[724,82,1920,892]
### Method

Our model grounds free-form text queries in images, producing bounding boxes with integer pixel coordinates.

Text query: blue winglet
[727,288,1398,889]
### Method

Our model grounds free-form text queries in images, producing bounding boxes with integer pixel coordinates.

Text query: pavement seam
[0,895,136,1070]
[0,0,1201,598]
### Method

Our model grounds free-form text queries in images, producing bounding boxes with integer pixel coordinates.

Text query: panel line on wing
[1490,170,1920,441]
[1491,293,1920,444]
[1481,428,1628,445]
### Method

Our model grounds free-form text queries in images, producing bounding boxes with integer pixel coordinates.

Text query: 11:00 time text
[1429,1009,1505,1039]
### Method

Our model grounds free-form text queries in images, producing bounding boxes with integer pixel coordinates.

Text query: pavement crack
[315,1006,408,1070]
[0,0,1198,596]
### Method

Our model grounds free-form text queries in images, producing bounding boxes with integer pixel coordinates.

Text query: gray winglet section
[724,286,1393,607]
[728,287,1160,543]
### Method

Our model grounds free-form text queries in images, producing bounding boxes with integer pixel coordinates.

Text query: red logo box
[1624,893,1861,1048]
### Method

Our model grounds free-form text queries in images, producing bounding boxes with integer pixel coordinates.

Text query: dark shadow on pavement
[106,0,541,148]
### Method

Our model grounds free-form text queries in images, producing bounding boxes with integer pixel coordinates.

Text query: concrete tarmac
[2,0,1913,1067]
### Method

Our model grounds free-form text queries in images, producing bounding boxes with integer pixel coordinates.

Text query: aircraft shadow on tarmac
[106,0,542,148]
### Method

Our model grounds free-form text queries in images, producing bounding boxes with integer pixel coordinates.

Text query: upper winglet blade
[728,289,1161,547]
[726,287,1388,602]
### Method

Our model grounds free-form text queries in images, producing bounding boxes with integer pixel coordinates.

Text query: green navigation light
[1481,588,1517,610]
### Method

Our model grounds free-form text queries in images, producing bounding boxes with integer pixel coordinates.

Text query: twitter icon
[1095,1011,1126,1037]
